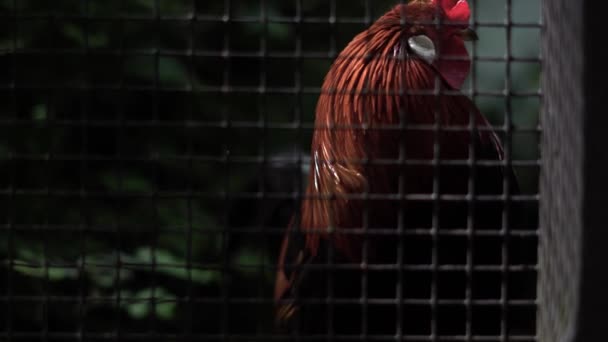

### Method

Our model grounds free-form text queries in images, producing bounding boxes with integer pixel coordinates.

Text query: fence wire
[0,0,540,341]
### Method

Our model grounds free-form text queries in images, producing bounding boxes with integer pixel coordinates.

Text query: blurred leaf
[159,57,195,87]
[86,259,134,288]
[62,23,85,46]
[156,301,176,320]
[48,266,79,280]
[159,0,192,15]
[267,22,291,40]
[63,22,111,48]
[134,247,220,284]
[125,0,157,13]
[16,244,45,261]
[101,172,153,192]
[31,104,47,121]
[89,268,119,288]
[121,287,177,320]
[124,176,153,192]
[12,264,44,277]
[232,248,265,275]
[124,56,199,87]
[126,299,149,319]
[11,263,79,281]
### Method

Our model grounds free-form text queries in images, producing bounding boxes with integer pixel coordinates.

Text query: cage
[0,0,598,341]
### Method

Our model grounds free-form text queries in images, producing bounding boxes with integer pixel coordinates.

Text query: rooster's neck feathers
[295,1,486,258]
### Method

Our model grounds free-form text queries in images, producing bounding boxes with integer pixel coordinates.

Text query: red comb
[433,0,471,23]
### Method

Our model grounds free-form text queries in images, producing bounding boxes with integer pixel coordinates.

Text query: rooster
[275,0,530,337]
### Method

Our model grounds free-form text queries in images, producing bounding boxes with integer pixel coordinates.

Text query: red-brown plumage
[275,0,513,334]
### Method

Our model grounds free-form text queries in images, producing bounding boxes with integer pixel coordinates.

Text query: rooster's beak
[460,28,478,41]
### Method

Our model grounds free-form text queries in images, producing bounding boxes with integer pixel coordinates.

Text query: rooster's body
[275,0,528,336]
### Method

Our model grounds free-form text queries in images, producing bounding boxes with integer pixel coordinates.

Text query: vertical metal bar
[397,2,408,340]
[113,1,127,341]
[41,10,56,342]
[148,0,161,337]
[466,2,479,340]
[221,0,232,339]
[502,1,513,341]
[184,0,196,340]
[6,0,18,340]
[293,0,303,337]
[258,0,268,335]
[329,0,337,58]
[431,4,443,341]
[431,89,440,342]
[327,1,337,340]
[78,1,91,340]
[361,2,372,339]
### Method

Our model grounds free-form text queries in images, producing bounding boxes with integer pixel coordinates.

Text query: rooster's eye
[407,35,436,64]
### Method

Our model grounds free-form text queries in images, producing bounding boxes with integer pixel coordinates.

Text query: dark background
[0,0,540,338]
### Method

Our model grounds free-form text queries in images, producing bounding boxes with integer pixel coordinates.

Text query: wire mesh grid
[0,0,540,341]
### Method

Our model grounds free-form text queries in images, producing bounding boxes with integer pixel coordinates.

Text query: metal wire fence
[0,0,541,341]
